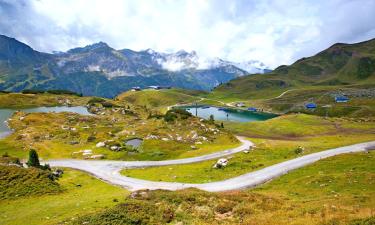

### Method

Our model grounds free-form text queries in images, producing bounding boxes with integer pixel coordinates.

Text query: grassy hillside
[121,114,375,183]
[69,151,374,224]
[211,38,375,101]
[116,88,202,109]
[0,92,91,108]
[0,164,62,200]
[0,168,127,225]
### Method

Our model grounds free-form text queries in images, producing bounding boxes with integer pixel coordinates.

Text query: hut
[247,107,257,112]
[335,96,349,103]
[305,103,317,109]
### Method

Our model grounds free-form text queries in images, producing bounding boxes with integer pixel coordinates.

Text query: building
[148,85,160,90]
[335,96,349,103]
[305,103,317,109]
[131,86,141,91]
[148,85,172,90]
[247,107,257,112]
[235,102,245,107]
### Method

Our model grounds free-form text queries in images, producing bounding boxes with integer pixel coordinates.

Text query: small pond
[125,138,143,148]
[0,106,91,138]
[181,106,277,122]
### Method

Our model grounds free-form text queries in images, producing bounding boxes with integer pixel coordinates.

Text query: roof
[247,107,257,111]
[335,96,349,101]
[305,103,317,108]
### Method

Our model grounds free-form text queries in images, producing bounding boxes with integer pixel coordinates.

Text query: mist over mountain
[0,35,269,97]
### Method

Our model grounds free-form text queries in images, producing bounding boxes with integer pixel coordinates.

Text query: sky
[1,0,375,69]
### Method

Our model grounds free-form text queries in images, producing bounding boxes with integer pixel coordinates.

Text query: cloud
[1,0,375,68]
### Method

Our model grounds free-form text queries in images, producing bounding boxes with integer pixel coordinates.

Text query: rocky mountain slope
[0,35,269,97]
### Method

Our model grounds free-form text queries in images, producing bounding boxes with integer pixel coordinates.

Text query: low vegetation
[3,100,238,160]
[71,152,375,225]
[116,88,201,110]
[0,153,62,200]
[0,168,128,225]
[0,92,90,108]
[121,114,375,183]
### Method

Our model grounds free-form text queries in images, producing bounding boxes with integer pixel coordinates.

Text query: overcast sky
[1,0,375,68]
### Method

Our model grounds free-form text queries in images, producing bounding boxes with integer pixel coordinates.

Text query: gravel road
[47,138,375,192]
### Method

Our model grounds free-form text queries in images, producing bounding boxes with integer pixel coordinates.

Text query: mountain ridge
[212,37,375,99]
[0,35,269,97]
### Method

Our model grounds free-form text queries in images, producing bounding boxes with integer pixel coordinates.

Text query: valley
[0,34,375,225]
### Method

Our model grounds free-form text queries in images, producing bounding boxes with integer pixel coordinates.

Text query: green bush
[164,109,192,122]
[27,149,40,168]
[88,97,106,104]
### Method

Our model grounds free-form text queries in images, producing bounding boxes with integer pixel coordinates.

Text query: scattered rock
[213,158,228,168]
[96,142,105,148]
[110,146,120,151]
[90,154,105,159]
[190,145,197,150]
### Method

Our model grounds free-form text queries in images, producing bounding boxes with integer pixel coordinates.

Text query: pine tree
[27,149,40,167]
[209,114,215,123]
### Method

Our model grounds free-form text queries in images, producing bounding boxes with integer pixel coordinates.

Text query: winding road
[47,137,375,192]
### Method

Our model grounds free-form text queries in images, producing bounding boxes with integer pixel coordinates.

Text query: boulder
[213,158,228,168]
[82,149,92,154]
[96,142,106,148]
[190,145,197,150]
[110,145,120,151]
[91,154,105,159]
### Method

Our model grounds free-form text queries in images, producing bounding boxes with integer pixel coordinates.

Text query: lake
[181,106,277,122]
[0,106,91,138]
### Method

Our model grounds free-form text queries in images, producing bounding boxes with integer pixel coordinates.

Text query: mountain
[0,35,269,97]
[212,37,375,99]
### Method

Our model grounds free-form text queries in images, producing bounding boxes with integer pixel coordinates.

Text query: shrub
[209,114,215,123]
[27,149,40,168]
[101,101,118,108]
[87,135,96,142]
[88,97,106,104]
[164,109,192,122]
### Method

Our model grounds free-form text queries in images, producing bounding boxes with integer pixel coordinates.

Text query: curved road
[47,138,375,192]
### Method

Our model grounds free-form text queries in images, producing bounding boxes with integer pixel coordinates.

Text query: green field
[69,152,375,225]
[121,114,375,183]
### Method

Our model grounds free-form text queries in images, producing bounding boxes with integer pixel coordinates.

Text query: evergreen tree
[209,114,215,123]
[27,149,40,167]
[221,122,224,128]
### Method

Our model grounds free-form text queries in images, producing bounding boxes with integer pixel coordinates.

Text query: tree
[209,114,215,123]
[220,122,224,128]
[27,149,40,167]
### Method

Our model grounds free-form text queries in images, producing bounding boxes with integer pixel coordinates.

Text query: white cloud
[1,0,375,68]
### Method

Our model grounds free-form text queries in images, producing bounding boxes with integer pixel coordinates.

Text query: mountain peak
[67,41,111,54]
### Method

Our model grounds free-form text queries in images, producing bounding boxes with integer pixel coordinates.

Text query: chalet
[131,86,141,91]
[335,96,349,103]
[305,103,317,109]
[235,102,245,107]
[148,85,160,90]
